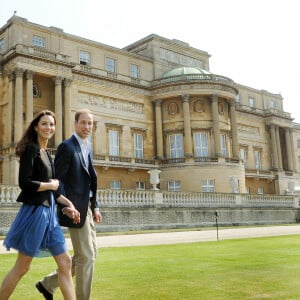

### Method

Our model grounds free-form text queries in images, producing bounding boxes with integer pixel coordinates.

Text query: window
[0,38,4,50]
[136,181,145,190]
[80,51,90,65]
[134,133,144,158]
[109,130,119,156]
[168,181,181,192]
[248,97,255,108]
[258,187,264,194]
[130,64,139,78]
[254,150,261,170]
[240,148,248,168]
[194,132,208,157]
[220,134,227,157]
[32,35,45,48]
[169,134,183,158]
[269,100,277,109]
[33,85,41,98]
[106,57,116,72]
[110,180,121,189]
[236,94,241,103]
[297,140,300,148]
[202,179,215,192]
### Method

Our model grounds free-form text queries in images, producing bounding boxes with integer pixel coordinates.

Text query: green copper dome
[162,67,211,78]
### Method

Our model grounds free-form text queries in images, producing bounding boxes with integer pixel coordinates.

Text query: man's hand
[93,210,103,223]
[63,207,81,224]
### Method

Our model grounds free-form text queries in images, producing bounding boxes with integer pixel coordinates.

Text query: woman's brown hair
[15,110,56,157]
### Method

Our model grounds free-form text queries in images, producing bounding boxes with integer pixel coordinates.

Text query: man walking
[36,108,102,300]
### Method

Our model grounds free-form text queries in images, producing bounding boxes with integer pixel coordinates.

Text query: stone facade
[1,15,300,195]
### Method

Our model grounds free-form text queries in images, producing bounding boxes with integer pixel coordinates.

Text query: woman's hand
[63,207,81,224]
[48,179,59,191]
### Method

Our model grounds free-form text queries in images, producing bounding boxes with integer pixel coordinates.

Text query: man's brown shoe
[35,282,53,300]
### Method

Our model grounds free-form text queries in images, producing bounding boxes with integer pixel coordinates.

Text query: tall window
[254,150,261,170]
[130,64,139,78]
[240,148,248,168]
[109,130,119,156]
[32,35,45,48]
[0,38,4,50]
[194,132,208,157]
[106,57,116,72]
[201,179,215,192]
[134,133,144,158]
[248,97,255,108]
[168,181,181,192]
[269,100,277,109]
[110,180,121,189]
[80,51,90,65]
[220,134,227,157]
[169,134,183,158]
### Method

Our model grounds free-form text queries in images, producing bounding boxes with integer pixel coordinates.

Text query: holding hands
[63,206,81,224]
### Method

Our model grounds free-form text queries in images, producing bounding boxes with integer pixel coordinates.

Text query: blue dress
[4,192,67,257]
[3,147,67,258]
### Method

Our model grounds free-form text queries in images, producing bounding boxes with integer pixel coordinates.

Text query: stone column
[285,127,293,171]
[25,70,34,126]
[64,78,72,139]
[6,73,14,145]
[289,128,297,172]
[14,68,24,143]
[154,99,164,159]
[181,94,193,157]
[211,95,221,157]
[53,76,63,146]
[270,124,278,170]
[275,126,283,170]
[229,98,239,159]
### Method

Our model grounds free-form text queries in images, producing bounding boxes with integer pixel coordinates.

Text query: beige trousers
[41,208,98,300]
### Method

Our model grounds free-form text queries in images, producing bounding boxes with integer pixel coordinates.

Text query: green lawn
[1,235,300,299]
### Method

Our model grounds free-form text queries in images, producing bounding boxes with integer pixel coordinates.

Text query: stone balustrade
[0,185,296,208]
[0,185,299,233]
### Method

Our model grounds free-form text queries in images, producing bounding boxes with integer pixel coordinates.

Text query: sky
[1,0,299,122]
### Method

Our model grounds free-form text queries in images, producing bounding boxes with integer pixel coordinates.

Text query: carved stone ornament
[168,102,178,115]
[194,100,205,113]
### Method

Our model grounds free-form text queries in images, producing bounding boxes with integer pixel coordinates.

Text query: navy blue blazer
[16,143,56,205]
[56,135,98,228]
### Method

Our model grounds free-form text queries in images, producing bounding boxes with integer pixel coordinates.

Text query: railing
[13,44,72,64]
[1,185,296,208]
[153,73,235,86]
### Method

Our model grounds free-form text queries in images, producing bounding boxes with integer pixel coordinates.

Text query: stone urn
[147,169,161,190]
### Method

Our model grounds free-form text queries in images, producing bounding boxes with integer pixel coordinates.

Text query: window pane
[240,148,247,168]
[201,179,215,192]
[106,58,116,72]
[169,134,183,158]
[136,181,145,190]
[194,132,208,156]
[109,130,119,156]
[168,181,181,191]
[134,133,143,158]
[110,180,121,189]
[32,35,45,48]
[220,134,227,157]
[255,151,261,170]
[130,64,139,78]
[80,51,90,65]
[0,38,4,50]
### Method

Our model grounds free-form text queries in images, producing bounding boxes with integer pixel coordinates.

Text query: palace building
[1,15,300,195]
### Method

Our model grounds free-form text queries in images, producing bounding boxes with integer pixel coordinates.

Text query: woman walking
[0,110,79,300]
